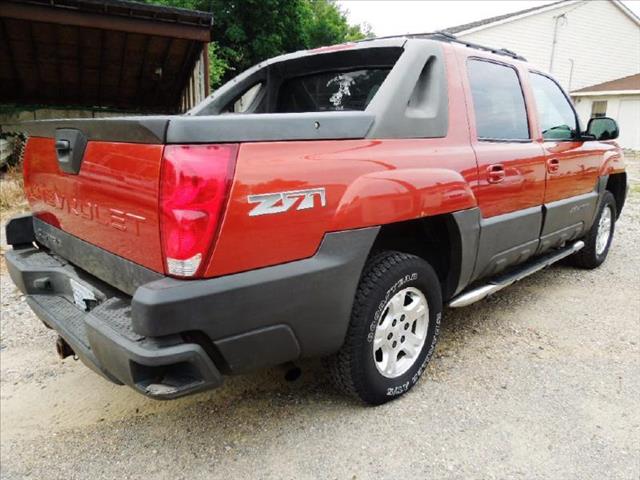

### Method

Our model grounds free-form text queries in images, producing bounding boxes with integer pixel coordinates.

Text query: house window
[591,101,607,118]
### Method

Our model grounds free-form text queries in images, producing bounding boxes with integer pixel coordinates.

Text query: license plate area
[69,278,98,311]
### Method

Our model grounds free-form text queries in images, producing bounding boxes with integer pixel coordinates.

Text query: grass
[0,164,27,271]
[0,163,28,219]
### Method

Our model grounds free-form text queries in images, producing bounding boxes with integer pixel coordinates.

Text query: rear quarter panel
[205,138,478,277]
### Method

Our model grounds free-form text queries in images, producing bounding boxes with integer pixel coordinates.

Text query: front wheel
[325,251,442,405]
[570,191,617,269]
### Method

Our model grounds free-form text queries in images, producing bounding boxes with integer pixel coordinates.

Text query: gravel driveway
[1,159,639,480]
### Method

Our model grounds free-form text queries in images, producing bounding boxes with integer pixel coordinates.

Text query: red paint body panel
[205,139,478,277]
[542,140,610,203]
[468,141,546,217]
[204,43,479,276]
[23,137,165,272]
[20,42,627,282]
[454,46,547,218]
[600,145,626,176]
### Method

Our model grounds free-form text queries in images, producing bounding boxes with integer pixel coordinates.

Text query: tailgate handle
[54,129,87,175]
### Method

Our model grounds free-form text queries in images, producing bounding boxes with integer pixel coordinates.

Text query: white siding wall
[574,95,613,125]
[573,94,640,149]
[458,1,640,91]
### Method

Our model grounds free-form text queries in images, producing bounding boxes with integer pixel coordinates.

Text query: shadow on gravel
[0,253,616,438]
[73,261,580,423]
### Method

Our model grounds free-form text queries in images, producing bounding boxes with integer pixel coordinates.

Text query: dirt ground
[1,156,639,479]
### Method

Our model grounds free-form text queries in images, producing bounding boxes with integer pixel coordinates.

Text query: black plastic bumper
[5,215,379,398]
[5,246,222,399]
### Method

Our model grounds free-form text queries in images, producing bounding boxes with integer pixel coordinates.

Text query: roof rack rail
[357,31,527,62]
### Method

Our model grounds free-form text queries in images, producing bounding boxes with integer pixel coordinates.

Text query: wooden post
[203,42,211,96]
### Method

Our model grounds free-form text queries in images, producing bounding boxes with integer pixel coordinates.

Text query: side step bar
[449,240,585,308]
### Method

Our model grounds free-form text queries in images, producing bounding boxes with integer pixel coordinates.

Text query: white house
[444,0,640,149]
[572,74,640,150]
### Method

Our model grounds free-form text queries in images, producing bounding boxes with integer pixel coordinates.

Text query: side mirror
[586,117,619,141]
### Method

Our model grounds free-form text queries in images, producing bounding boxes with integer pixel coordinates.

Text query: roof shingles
[443,0,567,34]
[571,73,640,93]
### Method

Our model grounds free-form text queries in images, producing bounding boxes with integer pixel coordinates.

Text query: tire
[325,251,442,405]
[570,191,617,269]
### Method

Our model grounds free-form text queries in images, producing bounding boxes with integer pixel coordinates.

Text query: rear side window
[467,59,530,141]
[276,68,390,113]
[530,73,578,140]
[224,83,263,113]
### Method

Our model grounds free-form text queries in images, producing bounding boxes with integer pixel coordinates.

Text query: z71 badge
[247,188,326,216]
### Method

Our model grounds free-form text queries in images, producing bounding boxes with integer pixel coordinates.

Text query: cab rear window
[192,46,403,116]
[276,69,390,113]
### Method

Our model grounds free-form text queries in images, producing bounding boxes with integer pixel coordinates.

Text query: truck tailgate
[24,137,165,273]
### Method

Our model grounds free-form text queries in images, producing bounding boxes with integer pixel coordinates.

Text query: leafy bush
[142,0,373,88]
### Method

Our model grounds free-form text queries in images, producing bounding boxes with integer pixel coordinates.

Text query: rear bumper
[5,215,378,398]
[5,247,222,399]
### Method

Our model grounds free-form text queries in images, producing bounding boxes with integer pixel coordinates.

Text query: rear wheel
[326,251,442,405]
[570,191,617,269]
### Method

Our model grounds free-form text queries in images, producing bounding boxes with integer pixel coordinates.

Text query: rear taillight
[160,144,238,277]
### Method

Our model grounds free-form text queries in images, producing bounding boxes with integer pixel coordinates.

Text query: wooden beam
[53,23,64,102]
[97,29,105,105]
[115,31,128,99]
[150,37,175,107]
[202,42,211,96]
[171,41,201,112]
[133,35,151,106]
[0,1,212,42]
[76,25,84,104]
[28,21,42,100]
[0,17,22,99]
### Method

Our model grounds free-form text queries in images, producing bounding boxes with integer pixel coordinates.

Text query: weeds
[0,163,27,218]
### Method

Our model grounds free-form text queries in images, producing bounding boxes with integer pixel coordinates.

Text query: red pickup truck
[4,34,627,405]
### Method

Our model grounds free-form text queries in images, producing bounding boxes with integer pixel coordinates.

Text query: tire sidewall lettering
[368,273,418,343]
[384,311,440,397]
[364,268,441,398]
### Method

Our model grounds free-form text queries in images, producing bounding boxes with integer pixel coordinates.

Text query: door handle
[547,158,560,174]
[487,164,505,183]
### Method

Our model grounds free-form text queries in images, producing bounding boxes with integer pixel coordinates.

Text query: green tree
[304,0,373,48]
[208,0,311,81]
[142,0,372,88]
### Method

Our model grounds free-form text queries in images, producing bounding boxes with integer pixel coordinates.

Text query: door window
[530,73,578,140]
[467,59,530,141]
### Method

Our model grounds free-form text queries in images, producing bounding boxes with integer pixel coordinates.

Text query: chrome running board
[448,240,585,308]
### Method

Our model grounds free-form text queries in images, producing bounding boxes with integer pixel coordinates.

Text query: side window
[530,73,578,140]
[467,59,530,141]
[224,83,263,113]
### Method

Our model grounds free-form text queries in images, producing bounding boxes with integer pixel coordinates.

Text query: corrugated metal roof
[0,0,213,112]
